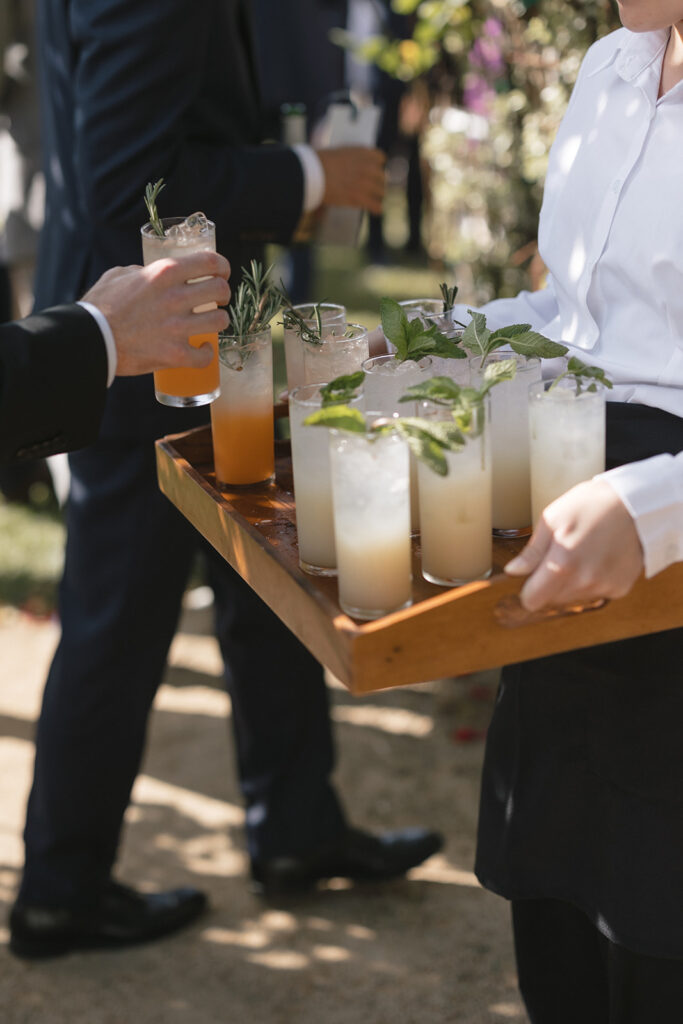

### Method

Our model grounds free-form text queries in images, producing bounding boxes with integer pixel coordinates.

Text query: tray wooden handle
[494,594,608,629]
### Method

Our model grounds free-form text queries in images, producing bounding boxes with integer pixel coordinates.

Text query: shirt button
[612,179,622,194]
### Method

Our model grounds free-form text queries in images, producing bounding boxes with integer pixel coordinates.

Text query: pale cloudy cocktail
[303,323,369,386]
[289,382,362,575]
[329,427,412,620]
[283,303,346,393]
[362,353,433,532]
[470,352,541,536]
[528,378,606,526]
[418,398,493,586]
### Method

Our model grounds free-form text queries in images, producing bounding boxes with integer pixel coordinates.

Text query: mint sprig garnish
[144,179,166,238]
[548,356,614,394]
[319,371,365,407]
[303,404,466,477]
[461,309,568,366]
[380,297,466,363]
[399,361,515,433]
[303,405,368,435]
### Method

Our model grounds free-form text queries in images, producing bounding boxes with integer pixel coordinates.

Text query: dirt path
[0,600,527,1024]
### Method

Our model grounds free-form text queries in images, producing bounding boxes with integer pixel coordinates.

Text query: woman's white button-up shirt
[452,27,683,576]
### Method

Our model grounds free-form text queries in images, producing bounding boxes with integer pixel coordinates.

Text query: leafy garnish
[303,403,467,477]
[226,260,282,341]
[280,289,326,346]
[548,356,614,394]
[398,360,515,434]
[439,281,459,313]
[319,371,365,408]
[461,309,568,366]
[144,179,166,238]
[398,375,463,407]
[380,297,466,363]
[303,405,368,434]
[395,417,466,476]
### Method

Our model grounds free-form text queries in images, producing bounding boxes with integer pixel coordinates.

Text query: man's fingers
[180,274,231,309]
[180,307,229,337]
[155,251,231,285]
[181,339,215,368]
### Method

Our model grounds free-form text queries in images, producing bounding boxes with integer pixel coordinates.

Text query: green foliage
[549,356,614,393]
[144,179,166,237]
[319,372,366,407]
[335,1,621,300]
[460,309,567,364]
[380,297,466,361]
[226,260,281,340]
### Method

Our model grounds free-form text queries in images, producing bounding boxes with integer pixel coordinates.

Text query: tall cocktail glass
[528,378,606,526]
[141,214,220,407]
[303,323,369,385]
[289,383,363,576]
[418,398,493,586]
[396,298,467,383]
[470,352,541,536]
[210,328,274,487]
[283,303,346,393]
[362,353,433,532]
[329,426,412,620]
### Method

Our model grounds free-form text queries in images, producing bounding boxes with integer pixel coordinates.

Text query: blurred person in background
[9,0,442,961]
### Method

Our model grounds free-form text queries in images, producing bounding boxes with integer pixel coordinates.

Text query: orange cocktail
[210,328,274,487]
[141,214,220,407]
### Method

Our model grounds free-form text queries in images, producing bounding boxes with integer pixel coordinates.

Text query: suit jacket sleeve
[68,0,305,271]
[0,304,108,464]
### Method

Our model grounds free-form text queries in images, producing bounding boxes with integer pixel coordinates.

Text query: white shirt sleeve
[76,300,117,386]
[451,278,560,334]
[596,453,683,577]
[291,144,326,213]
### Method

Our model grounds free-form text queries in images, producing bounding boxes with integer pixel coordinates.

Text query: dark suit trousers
[512,899,683,1024]
[20,438,345,907]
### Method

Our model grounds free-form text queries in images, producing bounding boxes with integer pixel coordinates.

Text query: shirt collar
[586,28,668,82]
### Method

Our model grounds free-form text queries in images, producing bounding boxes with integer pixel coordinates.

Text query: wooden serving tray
[156,424,683,694]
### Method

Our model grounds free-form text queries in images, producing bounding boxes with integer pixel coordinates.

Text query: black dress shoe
[251,826,444,897]
[9,880,207,959]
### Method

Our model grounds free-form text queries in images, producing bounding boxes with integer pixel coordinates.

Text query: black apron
[476,403,683,959]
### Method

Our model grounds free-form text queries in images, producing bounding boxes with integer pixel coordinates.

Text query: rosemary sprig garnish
[280,290,326,346]
[144,179,166,238]
[226,260,282,340]
[439,281,458,313]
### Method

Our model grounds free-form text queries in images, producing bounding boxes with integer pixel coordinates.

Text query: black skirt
[475,403,683,959]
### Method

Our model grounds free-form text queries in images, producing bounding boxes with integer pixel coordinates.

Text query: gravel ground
[0,600,527,1024]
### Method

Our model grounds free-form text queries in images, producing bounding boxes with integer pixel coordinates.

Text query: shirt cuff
[291,144,325,213]
[77,300,117,386]
[596,453,683,577]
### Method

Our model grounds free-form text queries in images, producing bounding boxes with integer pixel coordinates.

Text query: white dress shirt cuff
[291,144,325,213]
[596,453,683,578]
[77,301,117,386]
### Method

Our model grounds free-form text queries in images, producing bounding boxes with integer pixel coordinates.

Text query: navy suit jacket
[35,0,304,441]
[0,305,107,464]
